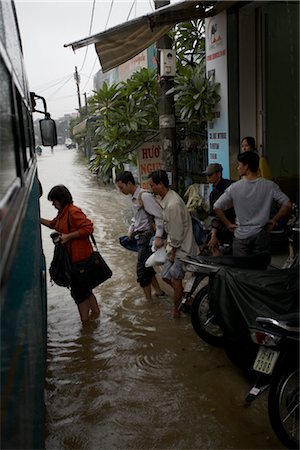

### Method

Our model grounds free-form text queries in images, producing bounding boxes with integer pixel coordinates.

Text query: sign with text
[205,11,230,178]
[138,142,163,189]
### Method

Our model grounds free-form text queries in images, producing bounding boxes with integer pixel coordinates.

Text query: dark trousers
[136,234,155,287]
[233,227,270,257]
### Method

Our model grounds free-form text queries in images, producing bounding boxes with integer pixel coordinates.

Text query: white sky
[14,0,161,119]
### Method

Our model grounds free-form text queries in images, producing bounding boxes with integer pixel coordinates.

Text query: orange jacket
[49,204,93,263]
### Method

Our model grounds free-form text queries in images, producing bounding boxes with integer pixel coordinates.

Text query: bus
[0,1,57,448]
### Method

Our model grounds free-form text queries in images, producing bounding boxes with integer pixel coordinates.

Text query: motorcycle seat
[193,252,271,270]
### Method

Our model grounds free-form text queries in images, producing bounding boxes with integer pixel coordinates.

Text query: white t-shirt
[213,178,289,239]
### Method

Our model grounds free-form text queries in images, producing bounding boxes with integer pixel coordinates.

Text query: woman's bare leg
[78,294,100,322]
[77,298,92,322]
[89,293,100,317]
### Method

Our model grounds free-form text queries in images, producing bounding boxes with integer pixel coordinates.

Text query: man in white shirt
[214,151,292,256]
[148,170,198,318]
[116,171,165,301]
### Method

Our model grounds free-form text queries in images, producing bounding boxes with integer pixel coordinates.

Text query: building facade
[206,1,299,201]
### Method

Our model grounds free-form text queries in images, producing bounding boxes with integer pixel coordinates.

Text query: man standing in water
[116,171,166,301]
[148,170,198,318]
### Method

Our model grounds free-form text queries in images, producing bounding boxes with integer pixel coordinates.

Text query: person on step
[203,163,235,256]
[213,152,292,257]
[115,171,166,302]
[241,136,272,180]
[41,184,100,323]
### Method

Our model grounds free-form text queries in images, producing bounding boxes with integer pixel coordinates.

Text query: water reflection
[37,147,284,449]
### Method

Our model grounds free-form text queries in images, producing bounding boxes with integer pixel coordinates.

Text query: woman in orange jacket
[41,185,100,323]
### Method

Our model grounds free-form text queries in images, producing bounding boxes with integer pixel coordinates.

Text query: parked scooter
[179,252,271,347]
[245,315,299,449]
[181,207,299,353]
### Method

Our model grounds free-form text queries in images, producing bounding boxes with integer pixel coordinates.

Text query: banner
[205,11,229,178]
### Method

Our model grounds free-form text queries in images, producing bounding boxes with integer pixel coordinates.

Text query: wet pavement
[37,146,284,450]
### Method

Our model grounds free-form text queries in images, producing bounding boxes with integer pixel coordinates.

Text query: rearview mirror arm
[30,92,49,116]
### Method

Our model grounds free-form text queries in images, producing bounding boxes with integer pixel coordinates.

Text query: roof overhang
[65,0,236,73]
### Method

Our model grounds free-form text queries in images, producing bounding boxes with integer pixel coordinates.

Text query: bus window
[0,56,18,199]
[16,91,33,171]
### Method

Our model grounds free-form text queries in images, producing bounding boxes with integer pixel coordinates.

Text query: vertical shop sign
[205,11,230,178]
[138,142,163,189]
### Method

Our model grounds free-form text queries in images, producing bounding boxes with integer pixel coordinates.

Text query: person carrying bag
[72,234,112,289]
[41,184,112,323]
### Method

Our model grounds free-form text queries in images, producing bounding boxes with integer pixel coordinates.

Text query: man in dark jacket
[203,163,235,255]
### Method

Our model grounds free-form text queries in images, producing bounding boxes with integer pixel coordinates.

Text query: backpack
[49,242,72,287]
[136,189,160,232]
[191,215,206,246]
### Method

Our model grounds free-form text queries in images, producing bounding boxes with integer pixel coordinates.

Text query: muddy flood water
[37,146,284,450]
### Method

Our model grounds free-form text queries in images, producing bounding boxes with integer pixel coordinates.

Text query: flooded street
[38,146,283,450]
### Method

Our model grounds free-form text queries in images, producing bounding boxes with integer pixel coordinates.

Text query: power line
[105,0,114,30]
[47,73,74,100]
[78,0,96,73]
[126,0,136,20]
[82,56,98,92]
[81,0,114,92]
[149,0,154,11]
[34,73,74,94]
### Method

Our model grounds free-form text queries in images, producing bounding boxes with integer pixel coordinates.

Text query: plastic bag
[145,247,167,267]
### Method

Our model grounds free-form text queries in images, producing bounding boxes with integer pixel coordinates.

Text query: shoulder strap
[137,190,160,232]
[67,212,72,260]
[90,234,98,251]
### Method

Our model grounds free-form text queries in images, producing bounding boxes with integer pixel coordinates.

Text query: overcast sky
[14,0,162,119]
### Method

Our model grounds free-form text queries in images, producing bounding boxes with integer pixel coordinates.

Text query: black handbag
[49,241,72,287]
[72,235,112,289]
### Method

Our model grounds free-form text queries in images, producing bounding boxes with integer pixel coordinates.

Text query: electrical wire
[105,0,114,30]
[78,0,96,73]
[82,56,98,92]
[81,0,114,93]
[126,0,136,20]
[47,73,74,100]
[34,73,74,94]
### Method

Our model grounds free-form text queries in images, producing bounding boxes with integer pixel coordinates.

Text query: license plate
[253,347,280,374]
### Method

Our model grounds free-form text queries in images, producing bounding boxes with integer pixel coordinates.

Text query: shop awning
[73,119,88,136]
[65,0,235,73]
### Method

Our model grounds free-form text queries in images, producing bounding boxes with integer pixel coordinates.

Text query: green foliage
[170,64,220,133]
[170,20,220,143]
[171,20,205,66]
[87,69,158,178]
[79,20,220,178]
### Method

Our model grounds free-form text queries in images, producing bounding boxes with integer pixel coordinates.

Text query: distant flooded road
[37,146,283,450]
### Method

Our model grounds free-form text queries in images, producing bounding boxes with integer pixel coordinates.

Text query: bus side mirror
[39,116,57,146]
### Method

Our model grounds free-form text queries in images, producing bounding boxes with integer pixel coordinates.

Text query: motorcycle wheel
[190,286,224,347]
[268,366,299,449]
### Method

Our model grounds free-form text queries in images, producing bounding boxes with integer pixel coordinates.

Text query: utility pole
[74,66,82,112]
[154,0,177,190]
[84,92,88,115]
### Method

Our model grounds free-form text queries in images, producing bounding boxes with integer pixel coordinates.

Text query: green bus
[0,2,57,448]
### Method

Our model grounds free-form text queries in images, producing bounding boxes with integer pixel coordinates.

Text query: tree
[77,19,220,180]
[169,20,220,144]
[87,68,159,178]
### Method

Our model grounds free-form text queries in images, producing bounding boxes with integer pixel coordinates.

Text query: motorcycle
[178,252,271,348]
[180,207,299,355]
[245,315,299,449]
